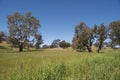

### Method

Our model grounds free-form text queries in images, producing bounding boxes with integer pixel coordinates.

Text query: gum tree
[7,12,40,52]
[109,21,120,47]
[72,22,95,52]
[95,24,107,53]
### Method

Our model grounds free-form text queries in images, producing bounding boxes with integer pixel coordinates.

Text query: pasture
[0,48,120,80]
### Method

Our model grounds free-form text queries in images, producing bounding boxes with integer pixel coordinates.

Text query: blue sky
[0,0,120,45]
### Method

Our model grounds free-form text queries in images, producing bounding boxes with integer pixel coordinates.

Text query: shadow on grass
[20,49,45,53]
[99,52,105,53]
[5,49,45,54]
[30,49,44,52]
[0,46,8,49]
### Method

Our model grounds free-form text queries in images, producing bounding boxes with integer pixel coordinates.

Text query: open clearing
[0,48,120,80]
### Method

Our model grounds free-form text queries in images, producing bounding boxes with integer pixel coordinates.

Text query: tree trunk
[84,44,92,52]
[83,43,92,53]
[97,42,102,53]
[97,48,100,53]
[86,46,92,52]
[19,42,23,52]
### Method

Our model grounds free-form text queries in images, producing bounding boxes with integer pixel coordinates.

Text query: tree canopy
[35,33,43,49]
[7,12,41,52]
[95,24,107,53]
[109,21,120,47]
[59,40,71,49]
[50,39,61,48]
[72,22,95,52]
[72,22,109,53]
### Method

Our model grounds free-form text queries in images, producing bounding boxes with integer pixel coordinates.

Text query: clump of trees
[109,21,120,48]
[42,39,71,49]
[50,39,61,48]
[59,40,71,49]
[72,21,120,53]
[49,39,71,48]
[0,32,6,43]
[7,12,43,52]
[42,45,50,49]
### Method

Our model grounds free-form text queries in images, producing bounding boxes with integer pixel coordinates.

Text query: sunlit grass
[0,47,120,80]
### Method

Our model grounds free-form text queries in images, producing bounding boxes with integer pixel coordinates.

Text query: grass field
[0,47,120,80]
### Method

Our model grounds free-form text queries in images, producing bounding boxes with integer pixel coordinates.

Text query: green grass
[0,48,120,80]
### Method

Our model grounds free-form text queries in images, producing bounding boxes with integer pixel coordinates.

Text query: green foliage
[35,33,43,49]
[0,32,6,43]
[72,22,109,53]
[59,40,71,49]
[109,20,120,47]
[42,45,50,48]
[72,37,86,52]
[7,12,40,51]
[72,22,94,52]
[95,24,107,53]
[7,36,19,48]
[50,39,61,48]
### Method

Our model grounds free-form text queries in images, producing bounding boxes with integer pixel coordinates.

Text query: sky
[0,0,120,45]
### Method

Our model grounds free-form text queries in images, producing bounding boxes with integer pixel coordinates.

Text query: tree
[50,39,61,48]
[7,12,40,52]
[72,22,95,52]
[42,45,50,48]
[0,31,6,43]
[95,24,107,53]
[109,21,120,47]
[66,42,71,48]
[59,40,71,49]
[35,33,43,49]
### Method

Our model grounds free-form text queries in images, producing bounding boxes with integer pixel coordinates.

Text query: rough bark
[84,43,92,52]
[86,45,92,52]
[97,41,102,53]
[19,42,24,52]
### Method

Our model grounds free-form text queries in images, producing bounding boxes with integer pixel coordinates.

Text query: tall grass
[0,49,120,80]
